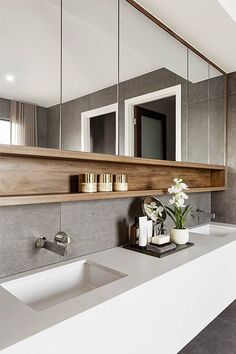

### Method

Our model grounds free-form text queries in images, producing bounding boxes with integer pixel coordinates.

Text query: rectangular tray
[123,242,194,258]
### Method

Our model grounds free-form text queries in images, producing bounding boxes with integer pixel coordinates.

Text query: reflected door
[134,106,166,159]
[90,112,116,155]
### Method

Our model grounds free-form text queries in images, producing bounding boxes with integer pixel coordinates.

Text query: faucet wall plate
[35,232,72,256]
[35,237,46,248]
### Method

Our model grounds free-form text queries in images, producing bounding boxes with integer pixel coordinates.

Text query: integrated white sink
[1,260,126,311]
[190,224,236,237]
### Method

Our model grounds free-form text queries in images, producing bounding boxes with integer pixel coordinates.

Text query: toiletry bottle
[130,217,139,246]
[79,173,97,193]
[158,223,168,235]
[147,220,153,243]
[113,174,128,191]
[138,216,148,248]
[98,174,112,192]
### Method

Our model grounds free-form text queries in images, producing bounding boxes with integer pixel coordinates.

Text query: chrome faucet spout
[191,208,216,219]
[35,232,71,256]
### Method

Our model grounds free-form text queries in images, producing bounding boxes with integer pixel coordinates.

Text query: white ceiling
[0,0,234,108]
[137,0,236,74]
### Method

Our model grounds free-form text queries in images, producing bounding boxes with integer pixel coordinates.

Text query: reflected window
[0,119,10,144]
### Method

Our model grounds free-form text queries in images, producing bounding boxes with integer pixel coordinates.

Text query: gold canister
[98,174,113,192]
[80,173,97,193]
[113,174,128,191]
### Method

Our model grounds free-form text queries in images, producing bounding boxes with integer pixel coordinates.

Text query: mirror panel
[61,0,118,154]
[0,1,226,165]
[0,0,61,149]
[119,0,188,161]
[187,50,209,163]
[209,66,225,165]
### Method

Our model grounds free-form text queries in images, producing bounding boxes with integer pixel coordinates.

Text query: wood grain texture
[0,144,226,206]
[0,144,226,169]
[0,187,226,207]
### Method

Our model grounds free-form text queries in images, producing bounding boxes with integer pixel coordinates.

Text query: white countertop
[1,221,236,351]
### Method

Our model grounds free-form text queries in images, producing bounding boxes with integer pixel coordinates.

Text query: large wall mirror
[0,0,61,149]
[0,0,226,165]
[61,0,119,155]
[119,0,187,161]
[119,0,226,165]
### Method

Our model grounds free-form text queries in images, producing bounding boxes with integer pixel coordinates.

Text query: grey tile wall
[47,104,60,149]
[0,192,211,278]
[46,67,225,165]
[46,67,189,159]
[0,98,10,119]
[209,97,225,165]
[37,106,48,148]
[227,71,236,96]
[188,101,209,163]
[212,72,236,224]
[61,85,117,151]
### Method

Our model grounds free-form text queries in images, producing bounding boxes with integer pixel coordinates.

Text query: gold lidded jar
[113,174,128,191]
[80,173,97,193]
[98,174,113,192]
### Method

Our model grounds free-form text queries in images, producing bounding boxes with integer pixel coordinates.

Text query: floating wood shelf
[0,187,227,207]
[0,145,227,206]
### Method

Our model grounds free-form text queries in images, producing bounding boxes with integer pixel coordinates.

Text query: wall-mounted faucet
[35,231,72,256]
[191,208,216,220]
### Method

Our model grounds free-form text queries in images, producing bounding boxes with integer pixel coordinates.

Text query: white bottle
[138,216,148,247]
[147,220,153,243]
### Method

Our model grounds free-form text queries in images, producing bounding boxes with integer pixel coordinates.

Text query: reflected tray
[123,242,194,258]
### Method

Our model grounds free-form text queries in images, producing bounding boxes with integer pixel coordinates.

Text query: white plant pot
[170,228,189,245]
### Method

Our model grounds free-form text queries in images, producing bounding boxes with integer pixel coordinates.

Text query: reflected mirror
[209,66,225,165]
[119,0,187,161]
[187,50,209,163]
[142,196,166,224]
[0,0,61,149]
[61,0,118,155]
[118,0,226,165]
[0,0,226,166]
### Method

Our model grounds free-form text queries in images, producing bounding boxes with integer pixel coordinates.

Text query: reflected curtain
[10,101,37,146]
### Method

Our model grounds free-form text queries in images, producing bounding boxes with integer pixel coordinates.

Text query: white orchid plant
[165,178,191,230]
[144,202,165,223]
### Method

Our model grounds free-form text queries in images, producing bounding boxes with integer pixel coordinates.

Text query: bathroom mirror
[119,0,187,161]
[187,51,226,164]
[142,197,166,224]
[208,66,225,165]
[0,0,226,166]
[118,0,226,165]
[61,0,119,154]
[187,50,209,163]
[0,0,61,149]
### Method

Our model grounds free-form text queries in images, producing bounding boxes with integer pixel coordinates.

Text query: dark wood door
[134,106,167,159]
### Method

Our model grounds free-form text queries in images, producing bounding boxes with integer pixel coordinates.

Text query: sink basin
[1,260,126,311]
[190,224,236,237]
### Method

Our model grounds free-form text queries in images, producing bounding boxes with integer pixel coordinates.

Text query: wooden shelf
[0,144,227,206]
[0,187,227,206]
[0,144,226,170]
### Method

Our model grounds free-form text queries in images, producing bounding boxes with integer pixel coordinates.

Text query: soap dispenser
[129,217,139,246]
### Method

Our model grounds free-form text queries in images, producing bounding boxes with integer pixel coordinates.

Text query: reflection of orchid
[144,202,164,222]
[165,178,191,229]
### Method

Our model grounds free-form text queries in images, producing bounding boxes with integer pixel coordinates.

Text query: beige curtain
[10,101,37,146]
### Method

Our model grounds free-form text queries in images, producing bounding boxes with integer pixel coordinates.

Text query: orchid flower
[165,178,191,229]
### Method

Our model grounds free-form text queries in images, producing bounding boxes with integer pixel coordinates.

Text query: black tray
[123,242,194,258]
